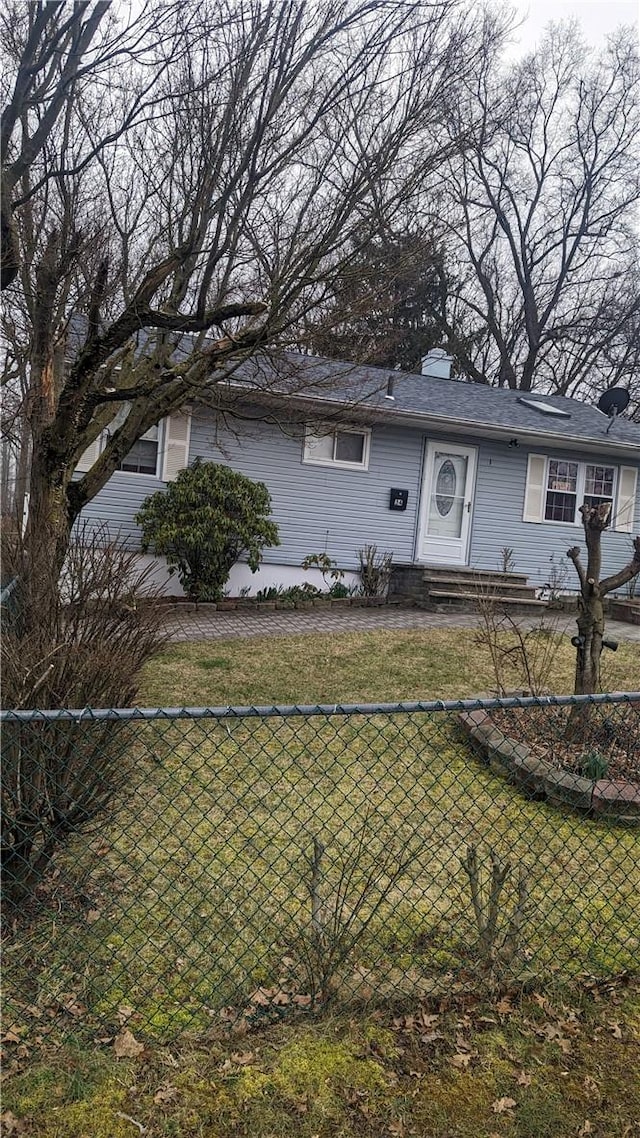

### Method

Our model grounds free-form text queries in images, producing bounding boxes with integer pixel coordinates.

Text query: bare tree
[0,0,184,287]
[432,21,640,396]
[2,0,505,618]
[567,507,640,695]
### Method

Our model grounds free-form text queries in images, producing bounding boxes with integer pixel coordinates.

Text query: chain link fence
[1,694,639,1042]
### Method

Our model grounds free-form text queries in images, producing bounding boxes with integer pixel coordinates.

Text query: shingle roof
[235,352,640,454]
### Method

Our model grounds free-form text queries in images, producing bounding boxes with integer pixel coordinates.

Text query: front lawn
[138,626,640,706]
[3,628,639,1138]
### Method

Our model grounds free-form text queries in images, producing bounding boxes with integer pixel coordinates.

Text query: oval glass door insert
[435,459,456,516]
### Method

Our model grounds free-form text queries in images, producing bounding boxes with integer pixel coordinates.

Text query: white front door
[417,442,477,565]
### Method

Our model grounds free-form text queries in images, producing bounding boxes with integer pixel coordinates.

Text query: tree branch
[567,545,587,594]
[600,535,640,596]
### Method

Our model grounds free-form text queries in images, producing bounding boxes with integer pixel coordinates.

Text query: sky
[502,0,639,55]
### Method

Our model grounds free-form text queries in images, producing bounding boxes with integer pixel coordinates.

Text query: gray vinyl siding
[467,443,640,589]
[78,407,639,590]
[76,469,166,547]
[189,410,424,568]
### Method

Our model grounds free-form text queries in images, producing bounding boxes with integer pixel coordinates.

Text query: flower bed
[459,704,640,825]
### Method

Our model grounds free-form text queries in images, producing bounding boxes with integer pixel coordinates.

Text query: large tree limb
[600,535,640,596]
[567,545,587,594]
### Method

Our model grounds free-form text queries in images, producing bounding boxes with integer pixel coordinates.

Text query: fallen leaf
[60,994,85,1017]
[247,988,272,1007]
[492,1097,517,1114]
[292,994,312,1008]
[86,909,101,923]
[538,1022,563,1041]
[449,1053,473,1069]
[537,1022,572,1052]
[117,1005,135,1025]
[578,1123,595,1136]
[113,1029,145,1059]
[496,998,514,1015]
[608,1021,623,1039]
[388,1121,405,1136]
[153,1085,179,1105]
[0,1111,26,1135]
[420,1032,444,1044]
[231,1051,255,1065]
[516,1071,532,1087]
[559,1018,581,1037]
[271,991,290,1006]
[583,1075,599,1097]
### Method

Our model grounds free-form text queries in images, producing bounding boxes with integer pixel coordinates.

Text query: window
[120,423,160,475]
[303,425,371,470]
[545,460,578,522]
[105,405,162,476]
[583,464,615,512]
[543,459,616,524]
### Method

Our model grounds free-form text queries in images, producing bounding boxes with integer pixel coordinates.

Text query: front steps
[389,564,546,613]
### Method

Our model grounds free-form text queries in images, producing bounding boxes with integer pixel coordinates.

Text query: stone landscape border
[159,595,389,612]
[458,709,640,826]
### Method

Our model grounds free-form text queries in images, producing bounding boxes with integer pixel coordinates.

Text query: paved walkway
[161,604,640,645]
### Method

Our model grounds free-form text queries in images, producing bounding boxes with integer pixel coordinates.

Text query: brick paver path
[161,604,640,645]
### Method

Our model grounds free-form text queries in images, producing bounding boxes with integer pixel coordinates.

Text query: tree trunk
[18,430,75,633]
[573,591,604,695]
[567,510,640,741]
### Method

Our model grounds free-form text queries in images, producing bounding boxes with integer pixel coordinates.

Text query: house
[76,351,640,598]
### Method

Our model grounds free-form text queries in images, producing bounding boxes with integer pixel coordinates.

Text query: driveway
[161,604,640,644]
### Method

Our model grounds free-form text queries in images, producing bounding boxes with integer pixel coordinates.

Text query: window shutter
[75,437,101,473]
[523,454,546,522]
[615,466,638,533]
[161,411,191,481]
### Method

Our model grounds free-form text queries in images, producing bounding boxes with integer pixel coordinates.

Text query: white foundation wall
[136,555,361,598]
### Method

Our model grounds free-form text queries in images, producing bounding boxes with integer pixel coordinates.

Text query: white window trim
[541,456,618,528]
[103,415,165,479]
[302,424,371,471]
[118,421,165,478]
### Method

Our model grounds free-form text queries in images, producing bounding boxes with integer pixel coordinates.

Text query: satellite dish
[598,387,630,417]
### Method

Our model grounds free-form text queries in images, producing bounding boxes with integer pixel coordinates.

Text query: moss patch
[4,981,639,1137]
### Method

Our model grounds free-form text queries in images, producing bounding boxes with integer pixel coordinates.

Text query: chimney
[421,348,453,380]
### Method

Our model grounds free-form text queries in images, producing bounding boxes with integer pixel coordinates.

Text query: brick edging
[458,710,640,826]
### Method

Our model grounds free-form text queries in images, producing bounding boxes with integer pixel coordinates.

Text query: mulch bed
[489,703,639,785]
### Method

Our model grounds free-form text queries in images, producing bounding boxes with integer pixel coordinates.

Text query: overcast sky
[502,0,638,56]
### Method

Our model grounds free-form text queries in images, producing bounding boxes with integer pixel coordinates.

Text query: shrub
[1,522,167,911]
[136,460,280,602]
[358,544,392,598]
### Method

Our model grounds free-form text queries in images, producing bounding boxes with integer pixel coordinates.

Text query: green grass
[3,628,639,1137]
[5,707,638,1040]
[138,626,640,707]
[3,980,640,1136]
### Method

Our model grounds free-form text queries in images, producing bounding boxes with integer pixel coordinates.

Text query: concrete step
[426,590,546,609]
[422,567,529,586]
[423,576,537,600]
